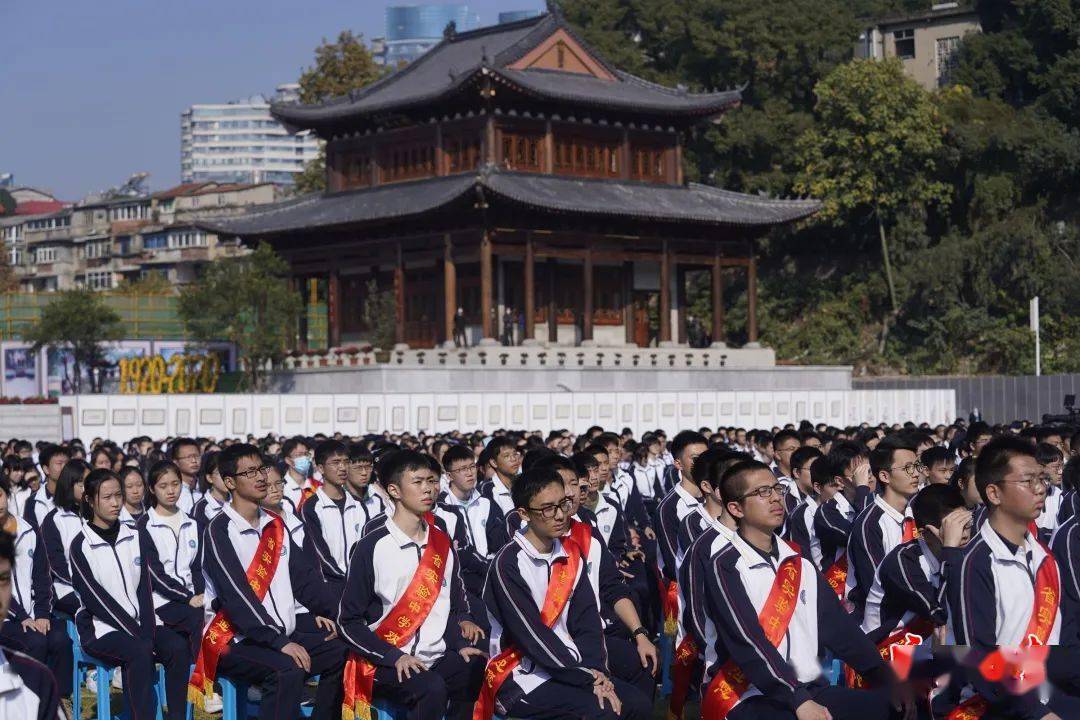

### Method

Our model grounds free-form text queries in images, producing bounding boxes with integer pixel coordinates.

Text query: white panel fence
[59,389,957,442]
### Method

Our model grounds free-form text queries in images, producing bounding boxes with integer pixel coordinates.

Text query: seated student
[40,459,90,620]
[169,438,204,516]
[1058,456,1080,526]
[0,477,73,700]
[279,436,314,515]
[345,444,387,523]
[23,444,70,530]
[672,447,741,720]
[847,437,923,619]
[858,485,969,708]
[300,440,364,595]
[702,459,913,720]
[783,447,824,567]
[0,531,61,720]
[594,433,649,535]
[4,456,32,519]
[921,446,955,486]
[478,466,652,720]
[1036,442,1065,540]
[947,436,1068,720]
[813,442,874,602]
[136,460,221,708]
[337,449,484,720]
[191,451,228,533]
[478,436,522,521]
[439,443,508,606]
[69,469,193,720]
[772,429,803,514]
[535,453,658,703]
[197,443,346,720]
[117,466,146,528]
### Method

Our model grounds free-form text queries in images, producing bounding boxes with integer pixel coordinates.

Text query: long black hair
[198,451,220,494]
[80,468,121,522]
[54,459,91,513]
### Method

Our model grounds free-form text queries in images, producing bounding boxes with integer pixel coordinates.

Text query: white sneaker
[85,674,97,695]
[111,670,123,690]
[202,692,224,714]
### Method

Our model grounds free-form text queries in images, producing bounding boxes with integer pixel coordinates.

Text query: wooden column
[674,133,684,185]
[435,123,446,177]
[328,268,341,348]
[524,233,536,343]
[619,128,631,180]
[543,120,554,174]
[394,244,405,347]
[676,265,687,345]
[547,258,557,343]
[747,256,759,345]
[443,235,456,346]
[480,230,494,342]
[582,244,594,343]
[370,140,379,186]
[484,111,496,165]
[623,260,634,345]
[291,276,307,352]
[659,240,672,344]
[711,252,726,347]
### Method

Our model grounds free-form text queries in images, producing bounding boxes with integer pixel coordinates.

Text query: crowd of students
[0,419,1078,720]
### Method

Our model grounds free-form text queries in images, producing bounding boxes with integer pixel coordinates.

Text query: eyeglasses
[736,483,790,501]
[890,461,928,476]
[449,463,478,474]
[266,479,285,490]
[775,445,800,454]
[176,454,200,462]
[232,466,270,482]
[526,497,575,519]
[997,474,1050,493]
[349,461,373,470]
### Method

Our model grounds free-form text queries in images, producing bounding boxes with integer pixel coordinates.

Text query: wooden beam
[394,244,405,346]
[524,233,535,342]
[620,128,631,181]
[582,242,594,342]
[443,234,456,345]
[546,257,557,343]
[659,239,671,343]
[676,265,686,344]
[543,119,554,174]
[328,268,341,348]
[435,122,446,177]
[623,260,634,345]
[480,229,494,340]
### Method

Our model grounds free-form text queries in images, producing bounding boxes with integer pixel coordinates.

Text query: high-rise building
[498,9,542,24]
[180,84,320,185]
[376,4,481,65]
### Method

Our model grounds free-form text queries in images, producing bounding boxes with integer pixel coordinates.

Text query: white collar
[673,482,702,509]
[874,494,906,524]
[0,649,23,696]
[384,514,430,548]
[592,492,613,515]
[833,491,854,517]
[513,531,569,563]
[82,521,137,549]
[221,502,275,534]
[979,520,1046,567]
[729,530,798,569]
[445,488,481,507]
[917,537,942,577]
[147,506,195,529]
[315,486,360,510]
[703,508,735,540]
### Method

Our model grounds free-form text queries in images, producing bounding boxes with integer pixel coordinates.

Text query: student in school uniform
[169,438,203,516]
[346,444,387,523]
[702,459,914,720]
[0,477,73,700]
[0,531,61,720]
[847,437,923,620]
[39,459,90,620]
[300,440,364,596]
[4,457,33,520]
[337,449,485,720]
[191,451,229,533]
[772,430,803,516]
[478,436,521,520]
[947,436,1069,720]
[783,447,824,568]
[117,466,146,528]
[23,444,70,531]
[813,442,874,603]
[478,466,652,720]
[198,443,346,720]
[280,436,313,515]
[69,468,194,720]
[1036,442,1065,541]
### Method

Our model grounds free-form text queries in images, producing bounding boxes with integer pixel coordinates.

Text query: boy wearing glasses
[479,437,522,519]
[773,430,803,514]
[338,450,484,720]
[346,444,387,523]
[200,443,347,720]
[478,466,651,720]
[702,460,912,720]
[300,440,364,596]
[847,437,923,619]
[784,447,824,568]
[170,438,204,516]
[946,436,1067,720]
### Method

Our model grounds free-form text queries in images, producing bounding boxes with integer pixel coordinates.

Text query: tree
[293,151,327,195]
[297,30,383,104]
[24,289,123,394]
[178,243,301,391]
[794,58,951,351]
[113,273,175,296]
[361,279,397,350]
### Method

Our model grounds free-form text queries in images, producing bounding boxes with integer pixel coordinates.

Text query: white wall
[59,389,957,442]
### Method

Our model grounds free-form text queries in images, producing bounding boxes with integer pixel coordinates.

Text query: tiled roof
[201,165,819,236]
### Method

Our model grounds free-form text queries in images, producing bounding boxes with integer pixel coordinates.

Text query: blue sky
[1,0,542,200]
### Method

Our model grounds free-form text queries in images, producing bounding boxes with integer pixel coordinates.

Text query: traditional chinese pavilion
[208,8,819,351]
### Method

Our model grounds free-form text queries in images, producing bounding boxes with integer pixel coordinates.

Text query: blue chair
[156,665,195,720]
[219,675,315,720]
[67,620,167,720]
[658,633,674,696]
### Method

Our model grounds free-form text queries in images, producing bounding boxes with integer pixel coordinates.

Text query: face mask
[292,456,312,477]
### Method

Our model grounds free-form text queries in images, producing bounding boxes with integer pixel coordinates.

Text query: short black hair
[910,484,965,529]
[1036,442,1064,466]
[169,437,200,461]
[55,459,90,513]
[790,446,822,473]
[520,446,557,472]
[810,456,837,489]
[198,451,220,494]
[484,436,518,468]
[1063,457,1080,493]
[38,444,71,470]
[921,446,952,468]
[0,530,13,567]
[827,440,868,476]
[949,457,975,489]
[691,447,749,492]
[671,430,708,460]
[975,435,1036,504]
[219,443,264,480]
[533,453,575,477]
[281,436,309,458]
[80,468,121,522]
[719,459,772,505]
[441,444,473,470]
[379,449,433,487]
[510,466,563,511]
[314,440,348,467]
[572,452,598,479]
[869,436,918,478]
[773,429,800,449]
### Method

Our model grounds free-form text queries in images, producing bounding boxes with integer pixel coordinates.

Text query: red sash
[823,553,848,600]
[342,517,451,720]
[902,517,918,542]
[701,555,803,719]
[669,636,698,719]
[845,617,936,689]
[661,578,680,637]
[297,479,323,510]
[473,533,586,720]
[188,512,285,707]
[946,540,1059,720]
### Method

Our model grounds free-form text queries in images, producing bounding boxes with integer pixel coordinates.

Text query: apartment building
[858,3,981,89]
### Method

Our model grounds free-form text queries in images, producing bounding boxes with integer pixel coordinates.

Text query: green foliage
[113,273,175,296]
[23,289,123,394]
[293,149,327,195]
[297,31,382,104]
[361,279,397,350]
[178,244,301,391]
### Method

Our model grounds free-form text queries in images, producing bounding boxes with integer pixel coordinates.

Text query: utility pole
[1030,296,1041,377]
